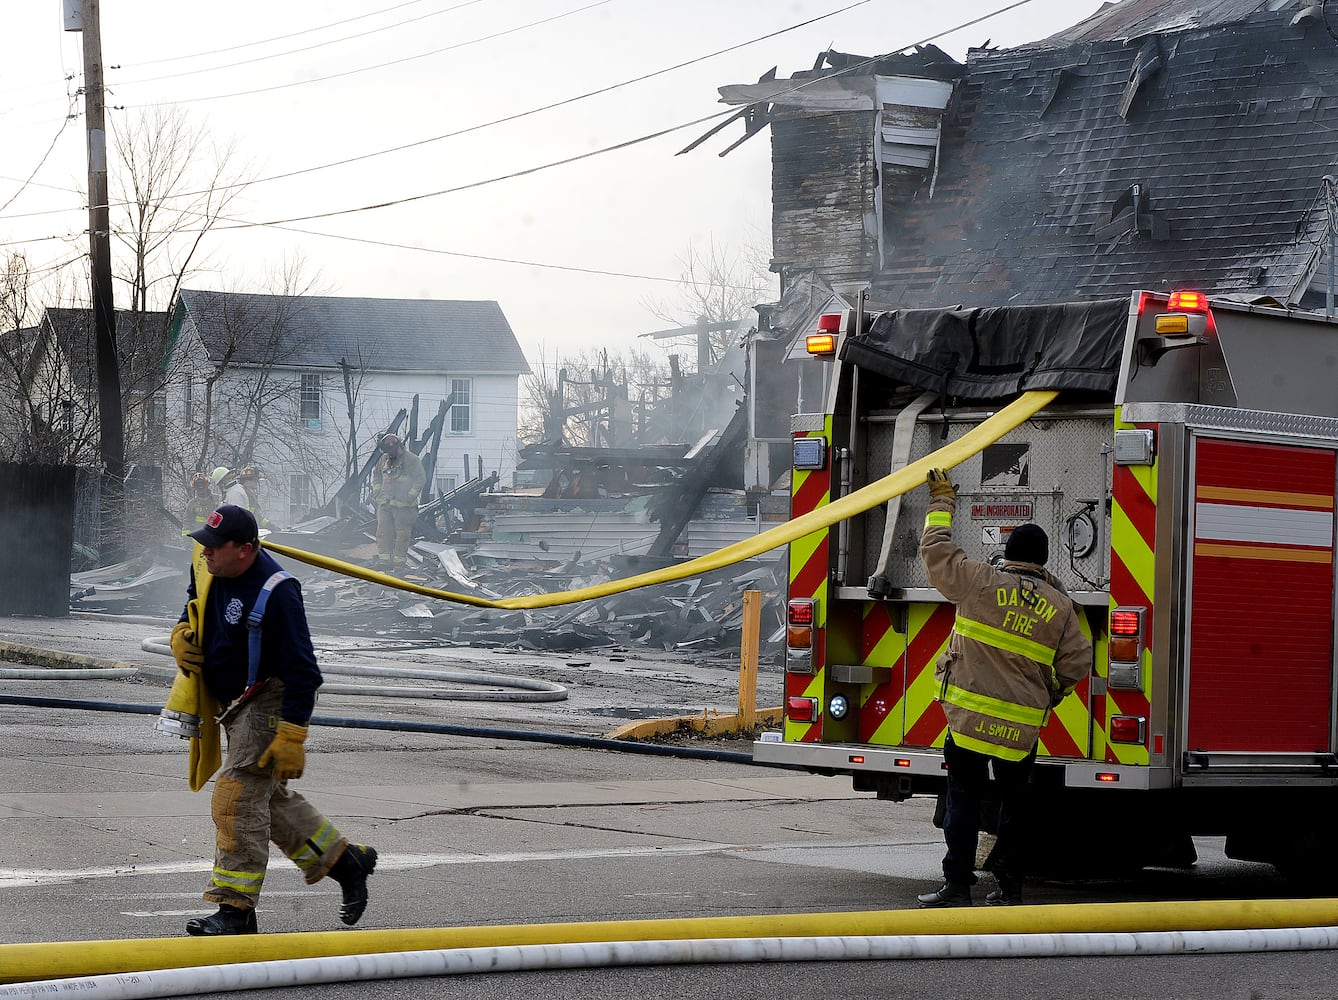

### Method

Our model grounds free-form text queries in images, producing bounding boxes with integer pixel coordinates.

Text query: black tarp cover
[839,298,1129,399]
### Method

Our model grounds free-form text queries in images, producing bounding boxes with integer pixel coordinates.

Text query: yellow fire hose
[2,899,1336,984]
[265,390,1058,610]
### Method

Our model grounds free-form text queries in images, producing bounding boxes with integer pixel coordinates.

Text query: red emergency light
[787,697,818,722]
[787,599,815,627]
[1110,715,1147,745]
[1167,290,1208,312]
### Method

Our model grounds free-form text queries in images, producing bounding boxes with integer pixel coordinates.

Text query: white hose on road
[4,927,1336,998]
[139,638,569,702]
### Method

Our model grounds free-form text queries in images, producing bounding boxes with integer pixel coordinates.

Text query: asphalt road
[1,612,1335,999]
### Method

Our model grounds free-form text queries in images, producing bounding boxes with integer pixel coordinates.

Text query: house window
[184,378,193,423]
[300,373,321,425]
[449,377,472,433]
[435,475,458,496]
[149,394,167,429]
[289,474,312,524]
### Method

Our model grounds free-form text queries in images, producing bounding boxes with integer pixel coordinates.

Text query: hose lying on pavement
[4,900,1338,991]
[6,929,1338,998]
[0,693,760,765]
[139,637,569,702]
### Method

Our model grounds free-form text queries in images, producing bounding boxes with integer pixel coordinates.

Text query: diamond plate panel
[862,413,1112,592]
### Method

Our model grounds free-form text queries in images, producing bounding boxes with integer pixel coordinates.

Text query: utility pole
[68,0,125,562]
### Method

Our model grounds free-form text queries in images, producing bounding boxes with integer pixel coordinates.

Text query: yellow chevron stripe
[904,604,949,748]
[1043,611,1095,759]
[1104,655,1151,765]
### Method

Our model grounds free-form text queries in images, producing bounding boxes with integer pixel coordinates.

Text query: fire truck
[754,289,1338,876]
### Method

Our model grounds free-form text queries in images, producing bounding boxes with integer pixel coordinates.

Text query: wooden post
[737,589,761,730]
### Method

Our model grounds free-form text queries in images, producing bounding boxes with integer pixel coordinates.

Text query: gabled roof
[1033,0,1305,48]
[866,1,1338,307]
[175,290,530,375]
[40,308,171,394]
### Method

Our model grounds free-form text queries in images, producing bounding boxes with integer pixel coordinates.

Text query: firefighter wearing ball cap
[172,503,377,936]
[915,469,1091,908]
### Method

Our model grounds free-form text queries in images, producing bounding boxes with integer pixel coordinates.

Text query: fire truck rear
[754,290,1338,875]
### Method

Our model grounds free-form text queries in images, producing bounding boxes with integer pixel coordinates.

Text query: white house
[165,290,530,526]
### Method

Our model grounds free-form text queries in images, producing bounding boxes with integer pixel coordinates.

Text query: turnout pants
[375,503,417,566]
[204,682,347,909]
[940,732,1036,887]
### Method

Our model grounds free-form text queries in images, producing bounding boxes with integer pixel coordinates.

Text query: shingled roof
[719,0,1338,318]
[173,290,530,375]
[867,0,1338,306]
[869,0,1338,307]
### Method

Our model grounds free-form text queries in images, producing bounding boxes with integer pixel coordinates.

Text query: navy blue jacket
[180,549,322,724]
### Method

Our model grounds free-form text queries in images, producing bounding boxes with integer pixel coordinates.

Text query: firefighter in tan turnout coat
[916,468,1091,907]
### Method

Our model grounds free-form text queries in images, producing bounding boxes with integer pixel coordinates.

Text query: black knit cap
[1005,523,1049,565]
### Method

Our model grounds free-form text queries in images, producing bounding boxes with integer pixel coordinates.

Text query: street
[1,611,1335,999]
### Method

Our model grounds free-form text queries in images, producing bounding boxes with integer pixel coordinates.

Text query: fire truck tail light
[1096,772,1121,783]
[787,624,812,649]
[1110,608,1144,636]
[1110,715,1147,745]
[787,697,818,722]
[788,599,816,628]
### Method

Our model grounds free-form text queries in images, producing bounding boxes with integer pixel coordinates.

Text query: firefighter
[370,433,426,573]
[236,465,273,529]
[175,503,377,935]
[915,469,1091,907]
[181,473,214,537]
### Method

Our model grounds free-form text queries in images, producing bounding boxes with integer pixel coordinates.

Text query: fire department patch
[224,597,244,625]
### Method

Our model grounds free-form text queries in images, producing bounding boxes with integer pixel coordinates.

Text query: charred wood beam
[646,401,749,558]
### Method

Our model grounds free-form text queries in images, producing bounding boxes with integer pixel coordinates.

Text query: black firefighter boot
[185,903,258,936]
[329,843,378,925]
[916,882,974,908]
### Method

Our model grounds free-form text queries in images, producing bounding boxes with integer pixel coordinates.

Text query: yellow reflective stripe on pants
[211,867,265,894]
[953,616,1056,666]
[925,511,952,528]
[950,728,1033,761]
[943,683,1047,726]
[290,818,342,873]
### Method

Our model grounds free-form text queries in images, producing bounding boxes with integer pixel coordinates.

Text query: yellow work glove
[259,721,308,781]
[169,621,205,676]
[927,468,957,499]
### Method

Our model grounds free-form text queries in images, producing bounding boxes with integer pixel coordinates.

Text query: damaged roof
[869,0,1338,308]
[726,0,1338,311]
[173,290,530,375]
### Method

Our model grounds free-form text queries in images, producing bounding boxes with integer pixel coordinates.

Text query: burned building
[707,0,1338,385]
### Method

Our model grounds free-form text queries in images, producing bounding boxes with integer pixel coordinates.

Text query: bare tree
[109,107,250,473]
[520,344,669,448]
[640,236,775,368]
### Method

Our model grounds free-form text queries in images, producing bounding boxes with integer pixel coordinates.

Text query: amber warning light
[1155,290,1213,337]
[807,313,842,356]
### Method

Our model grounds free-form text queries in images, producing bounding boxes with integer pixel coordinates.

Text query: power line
[214,0,1040,230]
[0,96,78,217]
[131,0,447,66]
[128,1,613,108]
[114,0,496,85]
[0,0,872,219]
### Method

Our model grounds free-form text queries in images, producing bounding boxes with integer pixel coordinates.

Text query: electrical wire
[0,96,77,216]
[130,1,614,107]
[118,0,494,81]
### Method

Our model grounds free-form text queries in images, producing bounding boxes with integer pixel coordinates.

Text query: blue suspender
[246,571,294,689]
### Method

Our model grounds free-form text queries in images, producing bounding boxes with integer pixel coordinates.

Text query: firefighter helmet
[190,472,211,492]
[209,466,232,486]
[239,466,260,481]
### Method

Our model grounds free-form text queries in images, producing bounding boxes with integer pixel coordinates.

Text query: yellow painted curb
[606,707,783,741]
[4,900,1338,984]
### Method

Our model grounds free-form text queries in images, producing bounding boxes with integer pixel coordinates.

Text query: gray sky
[0,0,1101,366]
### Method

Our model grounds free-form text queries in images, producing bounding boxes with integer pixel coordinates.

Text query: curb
[0,640,159,677]
[606,707,783,741]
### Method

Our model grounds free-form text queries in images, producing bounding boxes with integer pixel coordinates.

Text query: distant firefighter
[371,433,425,573]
